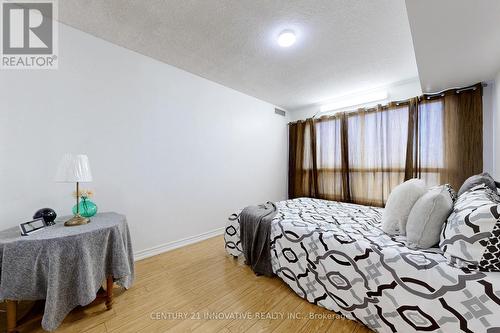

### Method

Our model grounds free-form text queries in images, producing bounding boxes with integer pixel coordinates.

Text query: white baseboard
[134,227,225,261]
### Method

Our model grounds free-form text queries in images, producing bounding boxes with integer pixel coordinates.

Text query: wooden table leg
[6,300,17,333]
[105,276,113,310]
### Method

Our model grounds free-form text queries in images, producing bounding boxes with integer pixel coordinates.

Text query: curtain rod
[394,82,486,105]
[306,82,485,122]
[424,82,486,98]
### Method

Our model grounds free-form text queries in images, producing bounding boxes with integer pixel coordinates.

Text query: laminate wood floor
[3,235,371,333]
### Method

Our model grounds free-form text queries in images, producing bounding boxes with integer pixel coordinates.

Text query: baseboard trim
[134,227,225,261]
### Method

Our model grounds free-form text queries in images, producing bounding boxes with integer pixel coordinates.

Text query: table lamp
[55,153,93,226]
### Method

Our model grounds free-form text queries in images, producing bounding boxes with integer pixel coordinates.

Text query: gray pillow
[458,172,497,197]
[382,179,427,236]
[406,185,455,249]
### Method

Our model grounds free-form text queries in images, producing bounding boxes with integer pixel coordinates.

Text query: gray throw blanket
[239,202,277,277]
[0,212,134,331]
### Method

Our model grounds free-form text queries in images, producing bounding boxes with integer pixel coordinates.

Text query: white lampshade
[55,154,93,183]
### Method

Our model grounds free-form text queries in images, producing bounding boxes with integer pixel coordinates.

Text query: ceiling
[58,0,419,110]
[405,0,500,92]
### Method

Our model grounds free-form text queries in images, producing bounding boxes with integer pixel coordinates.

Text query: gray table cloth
[0,212,134,331]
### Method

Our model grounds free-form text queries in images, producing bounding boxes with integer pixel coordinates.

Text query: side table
[0,212,134,331]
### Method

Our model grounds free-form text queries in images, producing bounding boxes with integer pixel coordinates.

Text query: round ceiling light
[277,30,296,47]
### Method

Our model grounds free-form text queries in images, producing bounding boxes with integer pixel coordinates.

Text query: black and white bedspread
[224,198,500,332]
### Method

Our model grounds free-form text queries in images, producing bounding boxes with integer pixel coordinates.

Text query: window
[289,84,483,206]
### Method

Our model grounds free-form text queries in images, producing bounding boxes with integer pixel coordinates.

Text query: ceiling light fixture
[277,30,296,47]
[319,90,388,113]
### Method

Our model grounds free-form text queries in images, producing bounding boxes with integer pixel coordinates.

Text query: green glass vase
[72,198,98,218]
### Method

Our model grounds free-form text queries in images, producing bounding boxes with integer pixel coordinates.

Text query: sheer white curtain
[413,100,444,185]
[347,105,409,206]
[315,116,344,201]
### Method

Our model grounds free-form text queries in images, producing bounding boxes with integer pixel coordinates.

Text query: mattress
[224,197,500,332]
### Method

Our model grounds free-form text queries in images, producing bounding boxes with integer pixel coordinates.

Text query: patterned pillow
[440,184,500,271]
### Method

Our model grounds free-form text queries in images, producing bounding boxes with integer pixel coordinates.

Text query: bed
[224,197,500,332]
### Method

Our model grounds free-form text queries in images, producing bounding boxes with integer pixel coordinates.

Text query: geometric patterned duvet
[224,198,500,333]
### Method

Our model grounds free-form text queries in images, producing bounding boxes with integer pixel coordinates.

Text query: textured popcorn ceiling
[406,0,500,93]
[59,0,419,110]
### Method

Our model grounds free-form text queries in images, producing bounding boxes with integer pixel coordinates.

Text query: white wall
[494,72,500,179]
[0,23,288,254]
[483,83,495,175]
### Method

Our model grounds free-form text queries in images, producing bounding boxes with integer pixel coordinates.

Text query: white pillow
[406,185,455,249]
[381,179,426,235]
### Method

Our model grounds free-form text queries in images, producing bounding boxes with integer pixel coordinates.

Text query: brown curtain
[406,83,483,190]
[288,119,317,198]
[404,98,420,180]
[288,83,484,205]
[444,84,483,189]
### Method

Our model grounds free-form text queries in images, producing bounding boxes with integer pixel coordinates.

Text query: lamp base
[64,214,90,226]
